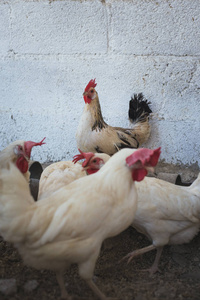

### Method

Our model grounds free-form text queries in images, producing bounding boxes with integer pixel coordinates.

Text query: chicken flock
[0,79,199,300]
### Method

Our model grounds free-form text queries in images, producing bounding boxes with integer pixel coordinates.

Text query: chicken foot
[140,246,163,275]
[56,271,72,299]
[121,245,163,275]
[86,279,118,300]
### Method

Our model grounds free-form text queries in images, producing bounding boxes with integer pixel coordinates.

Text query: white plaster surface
[0,0,200,166]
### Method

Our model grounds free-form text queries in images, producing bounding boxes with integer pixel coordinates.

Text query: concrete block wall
[0,0,199,167]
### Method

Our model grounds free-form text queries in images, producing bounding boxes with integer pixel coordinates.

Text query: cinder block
[0,2,10,54]
[147,119,200,165]
[11,1,108,54]
[110,0,200,55]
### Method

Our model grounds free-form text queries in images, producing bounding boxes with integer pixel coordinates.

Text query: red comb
[72,149,95,167]
[84,79,97,92]
[126,147,161,167]
[24,137,46,158]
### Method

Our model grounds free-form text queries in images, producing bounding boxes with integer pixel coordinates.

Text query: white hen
[38,151,110,199]
[0,147,159,299]
[78,151,200,274]
[122,175,200,274]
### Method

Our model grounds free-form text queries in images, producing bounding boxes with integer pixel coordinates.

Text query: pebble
[193,257,199,262]
[0,278,17,295]
[24,280,39,292]
[154,286,176,298]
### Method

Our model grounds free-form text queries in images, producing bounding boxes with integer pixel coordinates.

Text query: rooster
[38,150,110,199]
[0,147,159,299]
[76,79,152,155]
[0,138,45,182]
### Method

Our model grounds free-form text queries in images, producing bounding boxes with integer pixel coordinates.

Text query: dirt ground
[1,226,200,300]
[1,162,200,300]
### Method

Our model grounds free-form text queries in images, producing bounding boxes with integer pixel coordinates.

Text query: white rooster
[0,147,159,299]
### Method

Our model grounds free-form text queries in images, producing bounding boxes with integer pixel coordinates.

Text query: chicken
[0,138,45,182]
[76,150,200,275]
[72,149,110,175]
[0,147,159,300]
[38,150,110,199]
[121,175,200,275]
[76,79,152,155]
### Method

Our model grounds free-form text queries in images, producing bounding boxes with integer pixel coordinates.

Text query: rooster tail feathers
[129,93,152,124]
[127,93,152,145]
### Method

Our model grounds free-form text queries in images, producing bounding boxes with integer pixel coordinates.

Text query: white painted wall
[0,0,200,166]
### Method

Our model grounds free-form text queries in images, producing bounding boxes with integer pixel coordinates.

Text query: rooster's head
[83,79,97,104]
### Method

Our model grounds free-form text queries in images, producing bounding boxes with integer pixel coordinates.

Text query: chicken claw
[120,245,163,275]
[120,245,156,264]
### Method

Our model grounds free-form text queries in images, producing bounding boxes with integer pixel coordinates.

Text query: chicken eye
[19,146,23,151]
[93,159,97,163]
[90,89,94,93]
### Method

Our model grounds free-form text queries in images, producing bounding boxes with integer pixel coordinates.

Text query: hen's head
[0,138,46,174]
[83,79,98,104]
[73,149,110,175]
[126,147,161,181]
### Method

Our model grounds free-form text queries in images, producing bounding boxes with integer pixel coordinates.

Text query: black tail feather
[129,93,152,123]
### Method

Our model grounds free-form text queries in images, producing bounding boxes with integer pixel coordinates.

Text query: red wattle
[132,168,147,182]
[87,168,98,175]
[16,156,28,174]
[84,96,91,104]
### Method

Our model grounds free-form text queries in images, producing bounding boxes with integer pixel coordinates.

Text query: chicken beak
[146,166,155,174]
[83,91,88,96]
[83,165,90,170]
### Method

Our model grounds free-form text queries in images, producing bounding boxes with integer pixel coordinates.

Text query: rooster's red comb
[126,147,161,167]
[84,79,97,92]
[72,149,95,167]
[24,137,46,159]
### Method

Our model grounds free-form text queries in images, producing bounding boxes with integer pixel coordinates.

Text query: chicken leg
[86,279,118,300]
[121,245,163,275]
[56,271,72,300]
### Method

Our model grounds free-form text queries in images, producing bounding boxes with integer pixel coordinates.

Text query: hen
[76,151,200,275]
[76,79,152,155]
[121,175,200,274]
[0,138,45,182]
[0,147,159,300]
[38,150,110,199]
